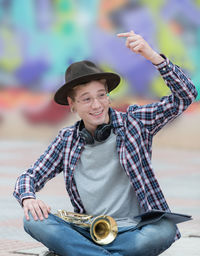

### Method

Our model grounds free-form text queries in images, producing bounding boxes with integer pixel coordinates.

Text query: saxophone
[55,210,118,245]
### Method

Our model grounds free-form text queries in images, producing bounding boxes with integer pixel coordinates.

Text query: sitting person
[14,30,197,256]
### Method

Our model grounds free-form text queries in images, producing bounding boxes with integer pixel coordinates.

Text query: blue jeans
[24,213,176,256]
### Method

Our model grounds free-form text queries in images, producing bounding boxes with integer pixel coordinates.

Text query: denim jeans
[24,213,176,256]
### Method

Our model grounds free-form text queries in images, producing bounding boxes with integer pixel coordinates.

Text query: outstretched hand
[23,198,51,221]
[117,30,164,65]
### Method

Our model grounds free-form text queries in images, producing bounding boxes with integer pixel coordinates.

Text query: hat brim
[54,72,120,105]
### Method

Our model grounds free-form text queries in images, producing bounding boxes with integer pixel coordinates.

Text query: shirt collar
[109,107,124,128]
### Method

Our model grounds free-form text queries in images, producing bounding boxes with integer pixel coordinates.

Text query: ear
[67,97,76,112]
[107,93,111,104]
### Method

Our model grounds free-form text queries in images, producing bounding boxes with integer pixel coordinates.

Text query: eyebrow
[79,89,106,98]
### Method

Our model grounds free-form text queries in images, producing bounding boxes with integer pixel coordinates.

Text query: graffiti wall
[0,0,200,125]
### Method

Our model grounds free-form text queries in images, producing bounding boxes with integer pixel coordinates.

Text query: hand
[117,30,164,65]
[23,198,51,221]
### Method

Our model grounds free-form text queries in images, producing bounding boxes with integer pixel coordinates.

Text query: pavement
[0,139,200,255]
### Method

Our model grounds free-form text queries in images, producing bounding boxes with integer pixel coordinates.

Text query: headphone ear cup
[79,128,94,144]
[94,123,111,142]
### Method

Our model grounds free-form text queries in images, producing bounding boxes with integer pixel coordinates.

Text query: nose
[91,98,101,109]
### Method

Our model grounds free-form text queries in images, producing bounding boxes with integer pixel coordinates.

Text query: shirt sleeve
[13,131,65,206]
[128,55,198,136]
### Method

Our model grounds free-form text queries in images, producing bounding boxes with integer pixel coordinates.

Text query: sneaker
[43,251,58,256]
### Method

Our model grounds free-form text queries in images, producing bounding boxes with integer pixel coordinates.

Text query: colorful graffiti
[0,0,200,124]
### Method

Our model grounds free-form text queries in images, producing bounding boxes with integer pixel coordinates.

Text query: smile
[90,110,103,116]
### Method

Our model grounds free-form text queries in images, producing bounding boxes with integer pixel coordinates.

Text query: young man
[14,31,197,256]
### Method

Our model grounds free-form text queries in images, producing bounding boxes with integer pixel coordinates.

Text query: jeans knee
[23,214,35,232]
[23,213,51,235]
[158,218,176,244]
[131,218,176,256]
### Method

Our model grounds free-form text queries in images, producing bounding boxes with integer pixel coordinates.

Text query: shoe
[43,251,58,256]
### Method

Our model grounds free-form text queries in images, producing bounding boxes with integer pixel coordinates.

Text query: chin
[86,111,109,128]
[95,116,108,125]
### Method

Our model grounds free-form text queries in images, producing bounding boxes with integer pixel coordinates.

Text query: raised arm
[117,30,197,135]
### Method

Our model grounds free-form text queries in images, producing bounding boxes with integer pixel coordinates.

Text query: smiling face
[67,80,110,135]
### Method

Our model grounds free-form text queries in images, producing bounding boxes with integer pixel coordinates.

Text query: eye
[98,92,107,98]
[82,97,91,103]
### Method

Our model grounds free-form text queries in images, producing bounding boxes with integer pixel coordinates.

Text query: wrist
[22,197,35,206]
[147,51,165,65]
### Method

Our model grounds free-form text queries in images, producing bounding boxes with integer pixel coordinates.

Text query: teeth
[92,111,102,116]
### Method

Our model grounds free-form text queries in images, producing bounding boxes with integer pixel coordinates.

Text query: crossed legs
[24,213,176,256]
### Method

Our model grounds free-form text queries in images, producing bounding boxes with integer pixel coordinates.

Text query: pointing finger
[117,32,131,37]
[117,30,135,37]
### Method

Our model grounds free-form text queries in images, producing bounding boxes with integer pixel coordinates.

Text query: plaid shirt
[14,57,197,240]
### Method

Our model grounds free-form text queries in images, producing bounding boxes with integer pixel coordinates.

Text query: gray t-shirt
[74,131,141,227]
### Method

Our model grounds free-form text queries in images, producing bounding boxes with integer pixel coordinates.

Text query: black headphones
[79,120,112,144]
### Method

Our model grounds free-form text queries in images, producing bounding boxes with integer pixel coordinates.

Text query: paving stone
[160,237,200,256]
[12,246,46,255]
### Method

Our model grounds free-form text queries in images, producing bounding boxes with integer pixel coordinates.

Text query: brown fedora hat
[54,60,121,105]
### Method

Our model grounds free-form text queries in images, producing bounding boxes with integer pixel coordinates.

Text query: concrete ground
[0,140,200,255]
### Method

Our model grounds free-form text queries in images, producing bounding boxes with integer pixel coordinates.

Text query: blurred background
[0,0,200,147]
[0,1,200,254]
